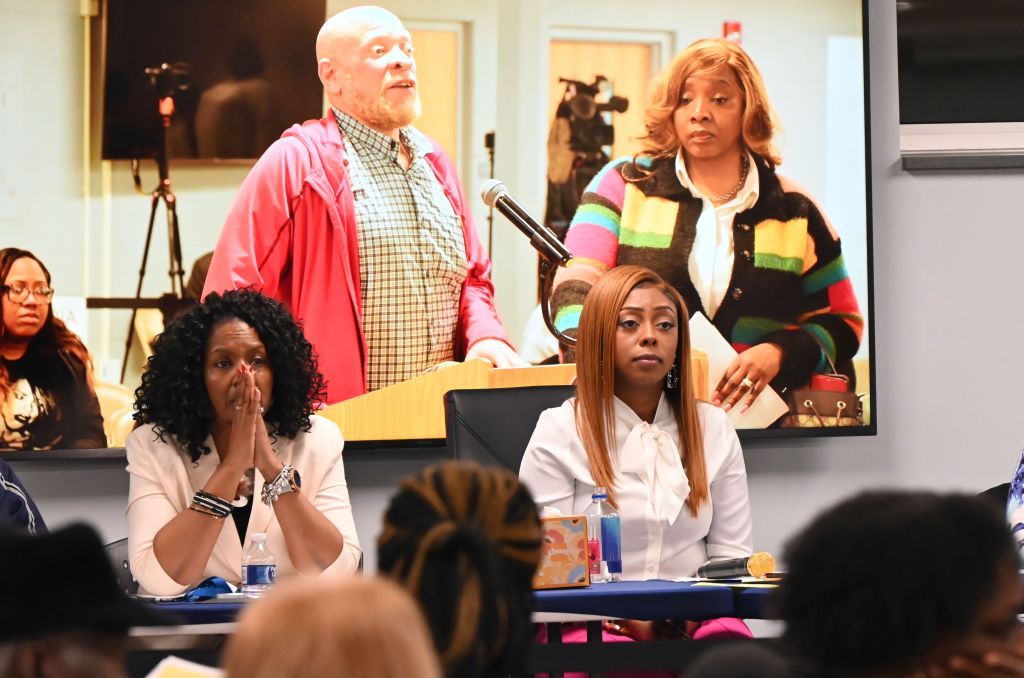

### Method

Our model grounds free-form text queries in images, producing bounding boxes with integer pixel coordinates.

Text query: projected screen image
[536,1,873,437]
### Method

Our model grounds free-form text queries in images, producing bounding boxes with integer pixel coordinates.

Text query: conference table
[132,580,777,677]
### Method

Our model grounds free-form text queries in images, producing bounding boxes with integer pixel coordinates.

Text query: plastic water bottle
[586,487,622,583]
[585,489,605,582]
[241,532,276,599]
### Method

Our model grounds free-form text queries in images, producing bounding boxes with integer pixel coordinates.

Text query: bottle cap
[252,532,267,542]
[592,486,608,499]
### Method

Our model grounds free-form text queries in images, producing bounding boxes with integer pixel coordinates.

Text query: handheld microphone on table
[480,179,576,346]
[696,552,776,579]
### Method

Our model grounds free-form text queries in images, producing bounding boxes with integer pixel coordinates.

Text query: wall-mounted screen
[530,1,874,438]
[100,0,326,161]
[896,0,1024,166]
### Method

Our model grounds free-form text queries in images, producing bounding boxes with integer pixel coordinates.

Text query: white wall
[5,0,1024,570]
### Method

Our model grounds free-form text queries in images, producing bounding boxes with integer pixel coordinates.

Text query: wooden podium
[318,351,708,445]
[318,361,577,443]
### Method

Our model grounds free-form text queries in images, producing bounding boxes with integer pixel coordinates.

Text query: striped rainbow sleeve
[551,159,630,337]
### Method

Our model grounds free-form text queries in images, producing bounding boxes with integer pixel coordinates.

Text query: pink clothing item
[535,623,672,678]
[535,618,752,677]
[203,117,511,405]
[691,617,753,640]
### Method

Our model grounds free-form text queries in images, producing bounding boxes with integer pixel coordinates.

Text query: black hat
[0,523,173,641]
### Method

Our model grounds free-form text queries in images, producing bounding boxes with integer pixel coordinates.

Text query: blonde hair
[223,574,441,678]
[637,38,781,167]
[574,265,708,516]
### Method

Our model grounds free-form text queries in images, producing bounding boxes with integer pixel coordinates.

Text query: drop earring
[665,362,679,390]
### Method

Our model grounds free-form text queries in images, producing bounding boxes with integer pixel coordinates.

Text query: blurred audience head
[378,461,543,678]
[639,37,780,165]
[0,523,168,678]
[134,288,326,462]
[777,489,1023,676]
[224,574,441,678]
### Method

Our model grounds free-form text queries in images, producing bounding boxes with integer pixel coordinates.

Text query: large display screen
[101,0,326,161]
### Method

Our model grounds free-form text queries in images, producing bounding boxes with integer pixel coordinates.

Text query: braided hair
[378,462,543,678]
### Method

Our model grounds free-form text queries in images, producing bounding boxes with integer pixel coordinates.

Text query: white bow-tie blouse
[519,395,752,580]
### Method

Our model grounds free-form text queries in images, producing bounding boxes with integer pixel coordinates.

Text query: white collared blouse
[520,395,752,580]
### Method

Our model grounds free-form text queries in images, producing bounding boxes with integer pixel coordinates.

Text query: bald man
[204,6,523,405]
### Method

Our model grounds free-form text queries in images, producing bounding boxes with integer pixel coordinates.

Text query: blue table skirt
[536,580,735,621]
[149,580,778,626]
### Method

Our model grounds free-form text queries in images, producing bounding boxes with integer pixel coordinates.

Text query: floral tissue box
[533,514,590,589]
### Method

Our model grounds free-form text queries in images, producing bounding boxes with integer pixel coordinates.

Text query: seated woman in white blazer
[520,265,752,582]
[126,289,360,596]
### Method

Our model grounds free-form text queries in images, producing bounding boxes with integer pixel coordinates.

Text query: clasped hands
[221,364,282,486]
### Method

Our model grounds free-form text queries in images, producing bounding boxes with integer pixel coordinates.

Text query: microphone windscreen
[480,179,507,207]
[746,552,776,579]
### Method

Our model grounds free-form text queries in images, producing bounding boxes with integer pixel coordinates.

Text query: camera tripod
[119,89,187,382]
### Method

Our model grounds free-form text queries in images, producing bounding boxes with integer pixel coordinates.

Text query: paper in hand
[688,312,789,429]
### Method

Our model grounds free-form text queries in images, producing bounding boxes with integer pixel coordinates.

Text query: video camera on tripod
[144,62,191,99]
[121,62,193,380]
[556,76,629,154]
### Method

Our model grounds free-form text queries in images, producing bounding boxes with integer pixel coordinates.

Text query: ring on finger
[740,377,754,389]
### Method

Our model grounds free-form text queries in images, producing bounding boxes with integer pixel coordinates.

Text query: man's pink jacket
[203,117,511,405]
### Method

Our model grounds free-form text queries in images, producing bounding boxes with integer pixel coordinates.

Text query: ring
[234,405,242,411]
[259,406,265,415]
[740,378,754,389]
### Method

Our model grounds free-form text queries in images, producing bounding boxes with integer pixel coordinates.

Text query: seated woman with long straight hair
[521,265,752,582]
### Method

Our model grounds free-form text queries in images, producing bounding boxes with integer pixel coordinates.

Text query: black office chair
[978,482,1011,514]
[105,537,139,595]
[444,385,575,473]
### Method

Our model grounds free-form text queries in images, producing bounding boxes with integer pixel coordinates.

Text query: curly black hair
[134,289,327,462]
[775,490,1018,674]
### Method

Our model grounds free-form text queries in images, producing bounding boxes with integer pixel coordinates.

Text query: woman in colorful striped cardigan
[551,38,862,415]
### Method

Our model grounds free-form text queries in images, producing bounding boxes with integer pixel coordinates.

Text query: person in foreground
[126,289,361,597]
[377,461,543,678]
[777,490,1024,677]
[521,265,752,582]
[0,248,105,450]
[223,574,441,678]
[0,523,170,678]
[550,38,862,413]
[0,457,46,534]
[203,5,522,405]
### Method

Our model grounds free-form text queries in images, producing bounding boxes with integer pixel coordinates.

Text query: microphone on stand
[480,179,572,266]
[696,552,776,579]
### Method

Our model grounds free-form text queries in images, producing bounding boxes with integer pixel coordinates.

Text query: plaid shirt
[333,108,467,391]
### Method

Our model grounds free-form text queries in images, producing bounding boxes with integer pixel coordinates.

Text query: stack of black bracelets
[189,490,233,519]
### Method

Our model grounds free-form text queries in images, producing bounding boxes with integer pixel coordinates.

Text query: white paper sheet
[144,656,224,678]
[688,313,789,429]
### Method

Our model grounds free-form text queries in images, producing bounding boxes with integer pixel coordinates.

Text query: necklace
[708,155,750,204]
[233,467,255,507]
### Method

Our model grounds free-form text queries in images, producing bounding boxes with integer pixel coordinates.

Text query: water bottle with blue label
[586,487,621,582]
[241,532,276,598]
